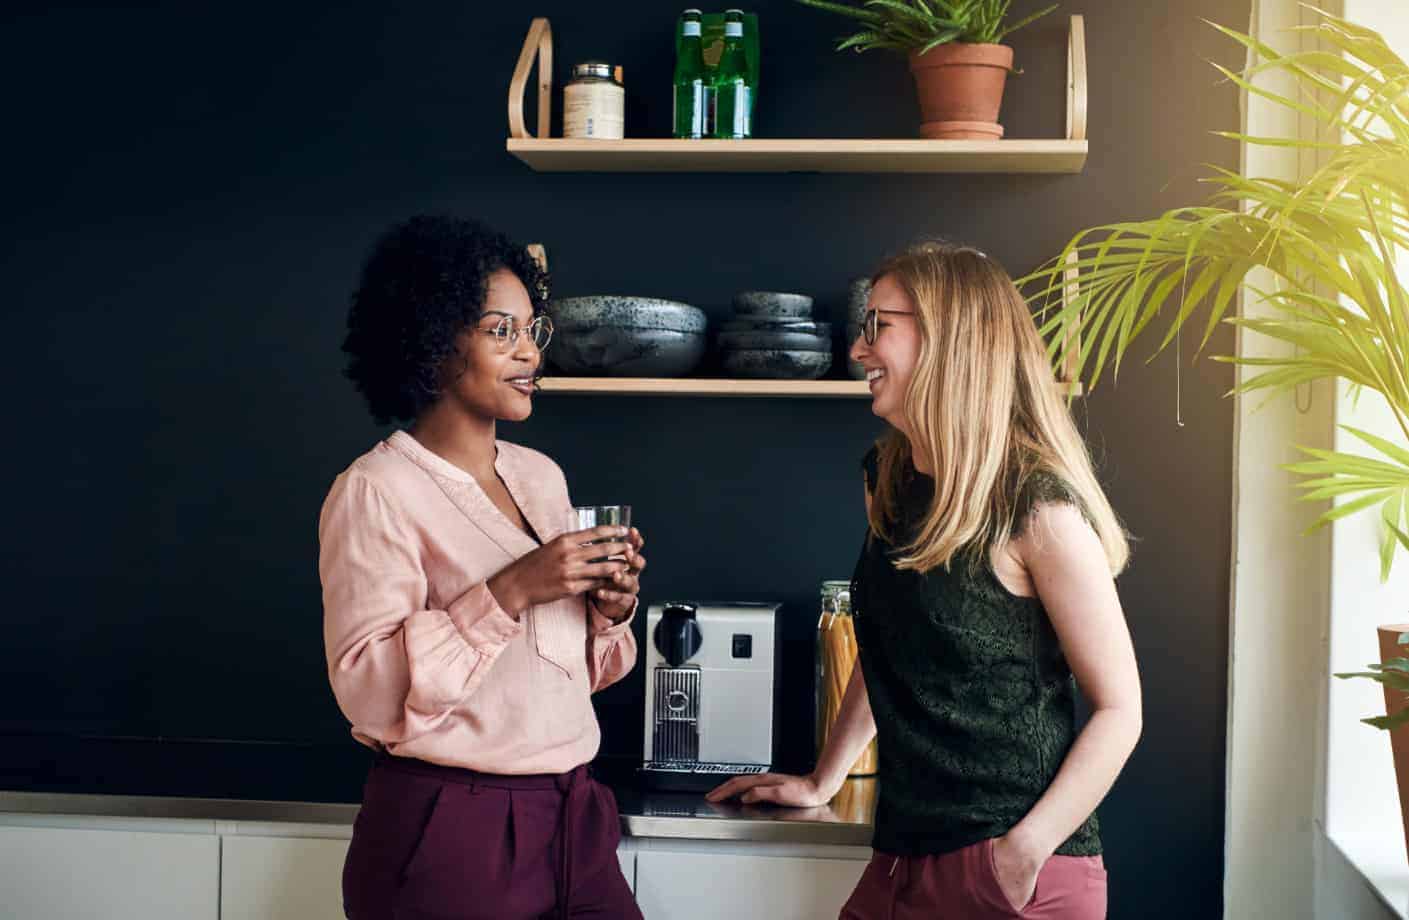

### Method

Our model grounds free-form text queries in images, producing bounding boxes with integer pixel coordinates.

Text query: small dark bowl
[845,322,866,379]
[848,278,872,325]
[732,291,814,318]
[720,319,831,335]
[718,329,832,353]
[721,348,834,380]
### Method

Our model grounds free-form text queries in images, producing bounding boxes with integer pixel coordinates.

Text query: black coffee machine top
[653,602,703,668]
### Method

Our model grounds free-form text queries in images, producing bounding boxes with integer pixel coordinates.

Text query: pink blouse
[319,430,637,775]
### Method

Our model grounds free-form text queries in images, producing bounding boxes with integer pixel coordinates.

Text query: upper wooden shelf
[507,138,1088,174]
[506,15,1088,175]
[537,377,1083,398]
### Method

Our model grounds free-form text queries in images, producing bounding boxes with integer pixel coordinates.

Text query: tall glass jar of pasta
[817,580,878,777]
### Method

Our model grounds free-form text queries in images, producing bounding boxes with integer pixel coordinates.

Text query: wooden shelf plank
[537,377,1083,398]
[506,138,1089,174]
[538,377,872,398]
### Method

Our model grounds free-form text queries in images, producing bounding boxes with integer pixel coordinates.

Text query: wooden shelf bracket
[508,17,552,140]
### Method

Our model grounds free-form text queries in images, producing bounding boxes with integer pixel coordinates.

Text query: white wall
[1326,385,1409,844]
[1229,0,1409,914]
[1223,2,1337,918]
[1325,0,1409,854]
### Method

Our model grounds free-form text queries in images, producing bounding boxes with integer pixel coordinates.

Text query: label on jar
[564,82,624,139]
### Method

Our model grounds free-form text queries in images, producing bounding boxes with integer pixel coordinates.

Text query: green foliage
[1334,631,1409,729]
[1020,10,1409,580]
[1018,10,1409,733]
[795,0,1058,53]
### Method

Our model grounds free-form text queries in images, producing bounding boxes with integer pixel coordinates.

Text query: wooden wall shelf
[506,15,1088,175]
[506,138,1088,174]
[518,247,1086,399]
[536,377,1083,399]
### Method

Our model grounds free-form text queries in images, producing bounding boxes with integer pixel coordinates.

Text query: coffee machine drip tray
[640,761,769,793]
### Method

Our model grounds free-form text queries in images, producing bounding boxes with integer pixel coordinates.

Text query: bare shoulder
[1010,499,1100,564]
[1020,499,1094,540]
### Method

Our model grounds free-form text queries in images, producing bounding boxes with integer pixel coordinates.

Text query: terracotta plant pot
[1380,624,1409,861]
[908,42,1014,139]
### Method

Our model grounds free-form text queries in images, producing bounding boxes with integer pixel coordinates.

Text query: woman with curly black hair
[319,215,646,920]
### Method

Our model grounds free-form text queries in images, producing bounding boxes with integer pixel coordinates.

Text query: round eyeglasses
[861,308,915,346]
[478,313,554,352]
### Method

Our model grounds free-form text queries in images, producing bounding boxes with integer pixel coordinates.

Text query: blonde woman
[710,242,1141,920]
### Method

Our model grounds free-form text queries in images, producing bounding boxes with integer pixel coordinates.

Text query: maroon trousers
[343,754,641,920]
[840,840,1107,920]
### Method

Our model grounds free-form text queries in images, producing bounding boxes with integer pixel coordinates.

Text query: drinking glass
[573,505,632,562]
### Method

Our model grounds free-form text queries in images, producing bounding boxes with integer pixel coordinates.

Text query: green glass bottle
[673,9,707,139]
[711,9,751,139]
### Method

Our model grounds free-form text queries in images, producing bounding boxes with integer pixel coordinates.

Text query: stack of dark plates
[717,292,834,380]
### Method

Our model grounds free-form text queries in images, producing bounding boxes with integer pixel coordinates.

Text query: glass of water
[573,505,632,562]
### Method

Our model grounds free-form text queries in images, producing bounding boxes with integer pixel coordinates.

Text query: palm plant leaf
[996,3,1059,42]
[1361,710,1409,730]
[795,0,887,25]
[1018,7,1409,582]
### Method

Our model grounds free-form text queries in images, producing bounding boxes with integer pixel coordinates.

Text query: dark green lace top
[851,447,1102,857]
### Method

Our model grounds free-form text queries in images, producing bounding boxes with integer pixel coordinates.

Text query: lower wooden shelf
[536,378,1083,398]
[537,377,869,398]
[506,138,1090,174]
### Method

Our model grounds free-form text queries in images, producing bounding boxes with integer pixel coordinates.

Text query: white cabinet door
[0,826,219,920]
[220,835,350,920]
[221,835,628,919]
[635,850,866,920]
[618,845,635,893]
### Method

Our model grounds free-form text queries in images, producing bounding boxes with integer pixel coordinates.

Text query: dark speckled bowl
[718,329,832,352]
[845,322,866,379]
[549,326,705,377]
[549,296,707,334]
[721,348,833,379]
[720,318,830,334]
[848,278,872,325]
[733,291,814,318]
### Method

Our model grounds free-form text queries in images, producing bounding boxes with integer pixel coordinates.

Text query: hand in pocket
[990,835,1045,912]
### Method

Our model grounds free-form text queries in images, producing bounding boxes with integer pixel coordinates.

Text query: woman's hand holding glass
[591,527,646,622]
[487,525,633,617]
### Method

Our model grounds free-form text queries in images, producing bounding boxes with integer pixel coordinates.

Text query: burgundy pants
[840,839,1107,920]
[342,754,641,920]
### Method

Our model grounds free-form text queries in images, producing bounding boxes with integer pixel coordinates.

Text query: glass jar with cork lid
[817,580,879,777]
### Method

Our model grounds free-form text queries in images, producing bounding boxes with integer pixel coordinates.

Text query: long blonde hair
[866,241,1130,576]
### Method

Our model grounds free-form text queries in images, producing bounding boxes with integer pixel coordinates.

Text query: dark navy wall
[1,2,1240,916]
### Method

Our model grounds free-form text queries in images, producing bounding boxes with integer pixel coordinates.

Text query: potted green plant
[1020,10,1409,857]
[795,0,1057,139]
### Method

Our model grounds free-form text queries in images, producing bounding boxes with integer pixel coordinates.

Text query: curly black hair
[342,215,550,425]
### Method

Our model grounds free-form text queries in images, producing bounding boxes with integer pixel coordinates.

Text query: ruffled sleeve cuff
[447,582,523,653]
[588,595,639,635]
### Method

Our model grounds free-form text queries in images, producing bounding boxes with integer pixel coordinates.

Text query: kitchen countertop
[0,777,878,848]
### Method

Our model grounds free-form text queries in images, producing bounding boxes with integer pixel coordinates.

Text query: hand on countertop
[705,771,832,808]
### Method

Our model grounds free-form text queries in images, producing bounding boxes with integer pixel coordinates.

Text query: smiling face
[849,272,922,432]
[440,269,544,423]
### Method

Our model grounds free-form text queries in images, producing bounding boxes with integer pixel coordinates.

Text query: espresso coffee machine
[640,601,780,792]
